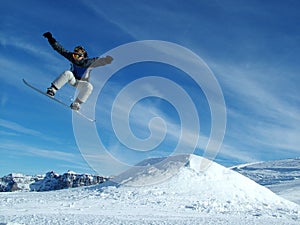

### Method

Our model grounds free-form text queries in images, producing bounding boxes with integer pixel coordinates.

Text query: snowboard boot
[70,99,82,111]
[46,84,58,97]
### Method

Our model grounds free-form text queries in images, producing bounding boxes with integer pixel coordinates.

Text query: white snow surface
[231,158,300,205]
[1,154,299,225]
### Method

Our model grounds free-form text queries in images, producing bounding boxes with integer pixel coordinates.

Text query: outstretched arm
[43,32,73,61]
[90,55,113,68]
[43,32,113,67]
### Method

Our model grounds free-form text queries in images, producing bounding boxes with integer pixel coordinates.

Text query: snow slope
[232,158,300,205]
[0,154,299,225]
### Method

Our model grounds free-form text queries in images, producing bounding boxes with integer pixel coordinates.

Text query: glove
[105,55,113,64]
[43,32,52,39]
[43,32,56,44]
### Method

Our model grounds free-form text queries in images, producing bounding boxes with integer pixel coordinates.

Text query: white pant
[52,71,93,103]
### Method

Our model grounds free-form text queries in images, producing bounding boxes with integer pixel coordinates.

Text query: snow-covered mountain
[0,173,38,192]
[231,158,300,205]
[0,154,299,225]
[0,171,107,192]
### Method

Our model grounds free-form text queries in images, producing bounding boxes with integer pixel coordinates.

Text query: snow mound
[112,154,223,186]
[112,154,190,186]
[107,154,300,216]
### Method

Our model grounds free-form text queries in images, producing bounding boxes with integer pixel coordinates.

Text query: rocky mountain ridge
[0,171,107,192]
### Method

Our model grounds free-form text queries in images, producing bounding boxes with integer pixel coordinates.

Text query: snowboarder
[43,32,113,110]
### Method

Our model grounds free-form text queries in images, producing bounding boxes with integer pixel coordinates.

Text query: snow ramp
[107,154,300,218]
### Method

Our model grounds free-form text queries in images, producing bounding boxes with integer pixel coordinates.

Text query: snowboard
[22,79,95,122]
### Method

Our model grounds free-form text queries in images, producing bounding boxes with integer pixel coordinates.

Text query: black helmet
[74,46,88,57]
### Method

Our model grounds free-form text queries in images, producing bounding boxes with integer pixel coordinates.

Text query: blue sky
[1,0,299,176]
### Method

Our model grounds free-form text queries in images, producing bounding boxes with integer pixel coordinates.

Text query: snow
[1,154,299,225]
[231,158,300,205]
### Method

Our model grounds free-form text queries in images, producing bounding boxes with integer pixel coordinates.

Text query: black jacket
[47,38,112,80]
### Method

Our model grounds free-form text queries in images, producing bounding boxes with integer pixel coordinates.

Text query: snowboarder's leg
[76,81,93,103]
[53,70,76,89]
[70,81,93,110]
[47,71,76,96]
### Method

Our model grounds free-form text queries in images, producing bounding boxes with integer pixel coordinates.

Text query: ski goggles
[72,53,84,59]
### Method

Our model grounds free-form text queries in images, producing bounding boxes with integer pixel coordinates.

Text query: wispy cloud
[0,118,42,136]
[80,1,137,40]
[81,1,192,41]
[211,60,300,157]
[27,147,80,163]
[218,142,261,164]
[0,119,64,144]
[0,31,62,66]
[0,141,81,165]
[0,93,8,108]
[0,33,66,87]
[93,79,212,157]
